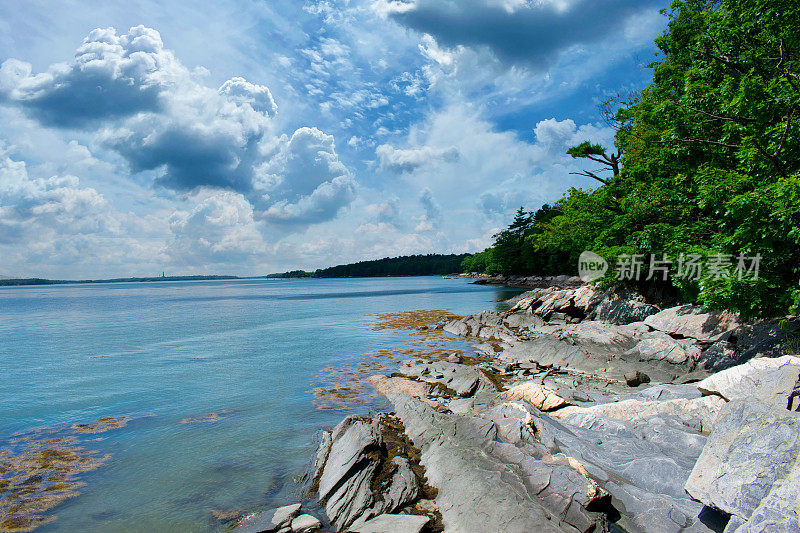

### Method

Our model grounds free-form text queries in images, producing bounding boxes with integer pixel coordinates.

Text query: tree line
[269,254,470,278]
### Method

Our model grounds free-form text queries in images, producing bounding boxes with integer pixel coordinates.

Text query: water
[0,276,521,532]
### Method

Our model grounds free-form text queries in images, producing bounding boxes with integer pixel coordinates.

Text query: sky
[0,0,667,278]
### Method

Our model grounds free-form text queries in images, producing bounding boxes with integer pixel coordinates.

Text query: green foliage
[566,141,607,158]
[462,0,800,317]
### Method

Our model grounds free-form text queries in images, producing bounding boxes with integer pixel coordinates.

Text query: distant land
[0,254,472,287]
[0,275,241,287]
[267,253,470,278]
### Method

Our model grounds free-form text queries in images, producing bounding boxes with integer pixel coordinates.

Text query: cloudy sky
[0,0,666,278]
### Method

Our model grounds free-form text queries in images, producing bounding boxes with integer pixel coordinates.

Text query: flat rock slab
[644,305,739,342]
[696,355,800,408]
[350,513,430,533]
[501,381,570,411]
[385,394,607,533]
[685,399,800,525]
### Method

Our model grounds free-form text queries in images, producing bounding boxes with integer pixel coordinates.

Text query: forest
[269,254,470,278]
[462,0,800,318]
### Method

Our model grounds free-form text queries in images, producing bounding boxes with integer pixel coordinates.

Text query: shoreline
[235,278,800,532]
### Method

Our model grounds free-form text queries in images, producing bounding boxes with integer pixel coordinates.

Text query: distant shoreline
[0,275,243,287]
[0,273,466,287]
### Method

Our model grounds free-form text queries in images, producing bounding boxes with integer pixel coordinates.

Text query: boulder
[625,370,651,387]
[234,504,301,533]
[350,514,430,533]
[696,355,800,409]
[397,360,489,397]
[290,514,321,533]
[316,416,383,530]
[501,381,571,411]
[625,332,701,365]
[594,297,660,325]
[684,399,800,526]
[644,305,740,342]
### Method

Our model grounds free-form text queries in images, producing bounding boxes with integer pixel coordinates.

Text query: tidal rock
[366,375,432,400]
[381,457,420,512]
[625,370,651,387]
[501,381,570,411]
[696,355,800,408]
[234,503,301,533]
[504,312,545,330]
[398,360,489,397]
[385,394,609,533]
[685,399,800,526]
[446,352,462,363]
[290,514,321,533]
[317,416,383,530]
[644,305,740,342]
[350,513,430,533]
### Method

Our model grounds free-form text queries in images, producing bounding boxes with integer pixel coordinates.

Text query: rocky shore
[235,279,800,533]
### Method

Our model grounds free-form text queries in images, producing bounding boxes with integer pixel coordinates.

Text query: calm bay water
[0,276,520,532]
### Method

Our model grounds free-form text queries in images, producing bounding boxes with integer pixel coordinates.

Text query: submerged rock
[234,504,302,533]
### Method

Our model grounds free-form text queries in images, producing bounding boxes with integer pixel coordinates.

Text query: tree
[566,141,621,185]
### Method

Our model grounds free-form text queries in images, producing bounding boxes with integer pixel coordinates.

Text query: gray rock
[699,340,741,370]
[234,504,302,533]
[594,297,660,325]
[385,394,608,533]
[381,457,419,512]
[290,514,321,533]
[398,360,490,397]
[350,513,430,533]
[644,305,740,342]
[316,416,383,530]
[625,332,701,365]
[273,505,302,529]
[685,399,800,525]
[696,355,800,409]
[317,416,382,500]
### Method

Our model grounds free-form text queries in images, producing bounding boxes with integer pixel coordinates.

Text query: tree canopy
[463,0,800,318]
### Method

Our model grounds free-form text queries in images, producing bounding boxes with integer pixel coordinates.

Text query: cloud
[382,0,662,69]
[167,189,267,265]
[376,143,460,173]
[0,26,176,127]
[415,187,441,232]
[0,154,118,244]
[1,25,356,231]
[256,127,356,226]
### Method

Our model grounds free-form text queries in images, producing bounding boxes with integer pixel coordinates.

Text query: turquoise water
[0,277,520,532]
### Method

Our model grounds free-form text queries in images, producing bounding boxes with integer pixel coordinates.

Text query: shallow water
[0,276,520,532]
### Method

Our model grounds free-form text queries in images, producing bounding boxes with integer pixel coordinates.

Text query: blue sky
[0,0,666,278]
